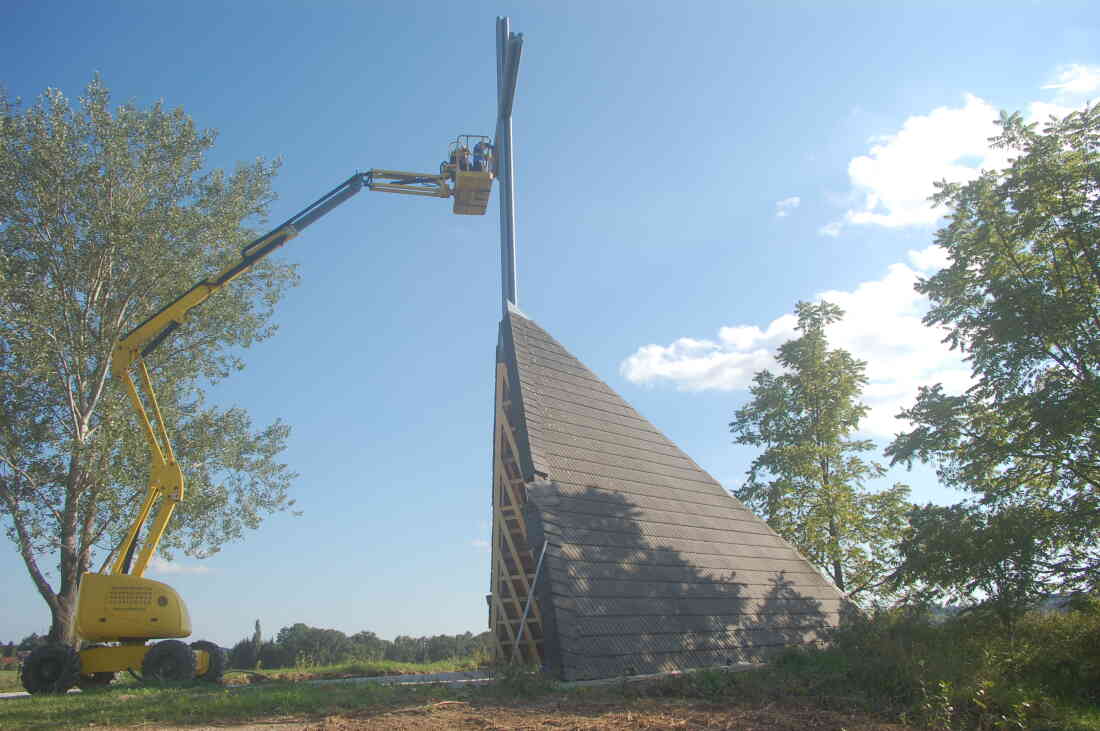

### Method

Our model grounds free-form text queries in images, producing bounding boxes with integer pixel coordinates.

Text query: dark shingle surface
[500,308,849,680]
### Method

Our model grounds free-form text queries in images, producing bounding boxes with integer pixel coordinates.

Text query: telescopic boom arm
[110,166,459,577]
[109,173,372,577]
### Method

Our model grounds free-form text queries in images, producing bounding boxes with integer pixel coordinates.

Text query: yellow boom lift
[20,138,494,694]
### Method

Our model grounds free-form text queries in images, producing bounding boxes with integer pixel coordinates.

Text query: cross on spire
[495,17,523,316]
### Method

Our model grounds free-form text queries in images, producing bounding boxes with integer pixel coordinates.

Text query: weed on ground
[224,657,479,685]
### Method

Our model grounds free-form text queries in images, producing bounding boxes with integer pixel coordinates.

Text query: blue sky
[2,1,1098,647]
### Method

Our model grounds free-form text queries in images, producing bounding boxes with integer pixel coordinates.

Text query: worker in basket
[446,145,462,172]
[455,144,471,171]
[473,140,492,172]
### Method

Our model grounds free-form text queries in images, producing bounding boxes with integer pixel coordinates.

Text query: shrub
[1011,600,1100,703]
[228,638,258,670]
[485,662,558,698]
[257,641,292,670]
[779,602,1100,729]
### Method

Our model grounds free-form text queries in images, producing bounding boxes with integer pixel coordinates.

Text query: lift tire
[190,640,227,683]
[142,639,196,684]
[21,644,81,695]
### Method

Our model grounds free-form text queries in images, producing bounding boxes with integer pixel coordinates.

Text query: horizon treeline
[227,622,493,669]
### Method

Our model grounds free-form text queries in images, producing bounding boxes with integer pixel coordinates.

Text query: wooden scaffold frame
[487,362,543,664]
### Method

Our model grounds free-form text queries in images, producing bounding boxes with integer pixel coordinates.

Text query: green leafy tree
[731,301,911,599]
[893,499,1070,631]
[887,103,1100,590]
[257,640,291,669]
[386,634,427,663]
[228,637,257,670]
[228,618,265,669]
[349,630,386,662]
[0,78,299,644]
[274,623,351,667]
[16,633,45,652]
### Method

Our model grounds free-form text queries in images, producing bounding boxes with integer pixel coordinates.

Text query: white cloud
[821,66,1098,237]
[775,196,801,218]
[838,94,1011,230]
[906,244,951,272]
[620,245,970,438]
[1042,64,1100,96]
[148,556,211,575]
[1028,101,1073,123]
[621,335,784,393]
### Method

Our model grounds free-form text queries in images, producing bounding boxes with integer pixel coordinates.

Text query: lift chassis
[21,140,494,694]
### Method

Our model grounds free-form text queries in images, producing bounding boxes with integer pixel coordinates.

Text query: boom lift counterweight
[20,139,495,694]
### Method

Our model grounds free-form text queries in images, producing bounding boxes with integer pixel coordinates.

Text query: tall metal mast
[496,17,523,315]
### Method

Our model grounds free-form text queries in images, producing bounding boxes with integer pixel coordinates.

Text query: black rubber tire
[190,640,227,683]
[21,644,81,695]
[141,639,196,683]
[76,643,115,689]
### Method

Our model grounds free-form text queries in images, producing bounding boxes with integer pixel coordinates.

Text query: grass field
[0,664,903,730]
[0,668,20,692]
[1,679,444,729]
[0,657,476,694]
[4,607,1098,730]
[3,660,1098,730]
[233,657,479,682]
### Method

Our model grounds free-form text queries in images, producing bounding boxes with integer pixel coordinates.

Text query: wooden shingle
[496,308,850,680]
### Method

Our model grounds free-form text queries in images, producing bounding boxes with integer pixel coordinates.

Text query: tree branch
[0,482,60,616]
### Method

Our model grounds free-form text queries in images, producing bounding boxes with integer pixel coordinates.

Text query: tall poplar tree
[731,301,910,599]
[0,78,299,643]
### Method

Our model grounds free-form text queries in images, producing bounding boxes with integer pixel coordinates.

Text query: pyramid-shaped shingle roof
[490,307,849,680]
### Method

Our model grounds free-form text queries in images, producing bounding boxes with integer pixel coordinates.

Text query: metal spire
[496,17,523,316]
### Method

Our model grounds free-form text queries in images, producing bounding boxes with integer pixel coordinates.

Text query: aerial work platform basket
[364,135,495,215]
[453,169,494,215]
[445,135,494,215]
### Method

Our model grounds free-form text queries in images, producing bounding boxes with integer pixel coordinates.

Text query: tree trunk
[828,514,846,593]
[48,455,87,647]
[831,557,846,593]
[47,594,77,646]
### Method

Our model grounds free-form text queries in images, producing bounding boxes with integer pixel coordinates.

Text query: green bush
[829,607,954,707]
[777,602,1100,729]
[485,662,558,698]
[1011,602,1100,703]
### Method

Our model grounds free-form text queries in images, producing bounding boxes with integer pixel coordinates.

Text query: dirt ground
[165,697,908,730]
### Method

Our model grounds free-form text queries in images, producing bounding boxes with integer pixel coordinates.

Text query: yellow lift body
[21,138,495,694]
